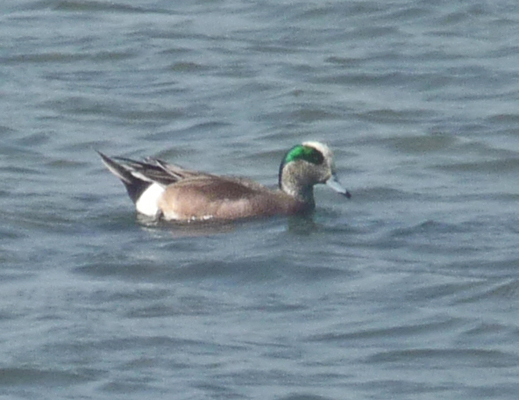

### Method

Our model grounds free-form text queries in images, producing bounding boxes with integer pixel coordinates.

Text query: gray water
[2,0,519,399]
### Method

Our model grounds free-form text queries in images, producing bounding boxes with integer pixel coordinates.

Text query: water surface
[2,1,519,399]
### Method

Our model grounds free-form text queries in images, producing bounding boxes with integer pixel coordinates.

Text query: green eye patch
[283,145,324,165]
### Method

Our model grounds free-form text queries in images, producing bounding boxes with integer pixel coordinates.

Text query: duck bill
[326,174,351,199]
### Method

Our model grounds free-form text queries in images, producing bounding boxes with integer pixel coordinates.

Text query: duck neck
[279,165,316,206]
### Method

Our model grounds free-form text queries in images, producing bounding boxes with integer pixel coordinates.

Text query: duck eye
[284,145,324,165]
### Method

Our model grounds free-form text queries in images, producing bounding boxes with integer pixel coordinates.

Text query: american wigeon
[98,141,350,222]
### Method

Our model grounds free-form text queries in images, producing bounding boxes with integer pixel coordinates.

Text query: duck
[98,141,350,222]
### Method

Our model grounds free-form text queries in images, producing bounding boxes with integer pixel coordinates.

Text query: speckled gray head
[278,141,351,202]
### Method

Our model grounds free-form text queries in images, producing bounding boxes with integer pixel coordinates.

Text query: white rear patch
[135,183,165,217]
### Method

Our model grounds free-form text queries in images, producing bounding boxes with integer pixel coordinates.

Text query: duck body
[161,176,313,220]
[98,141,349,222]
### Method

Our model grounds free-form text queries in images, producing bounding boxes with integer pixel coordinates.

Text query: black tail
[97,151,152,204]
